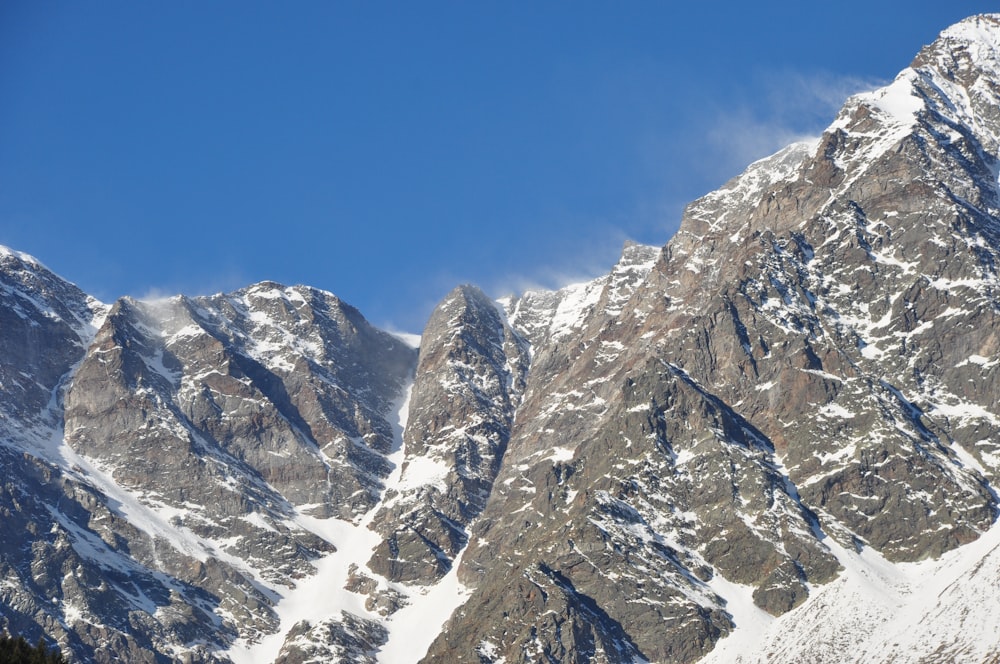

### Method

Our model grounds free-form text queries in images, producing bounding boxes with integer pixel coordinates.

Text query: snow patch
[818,403,855,419]
[396,455,451,493]
[545,446,575,463]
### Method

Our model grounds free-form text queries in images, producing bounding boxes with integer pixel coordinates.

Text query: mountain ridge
[3,13,1000,664]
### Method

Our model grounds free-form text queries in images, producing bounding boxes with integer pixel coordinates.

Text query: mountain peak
[933,12,1000,53]
[0,244,46,270]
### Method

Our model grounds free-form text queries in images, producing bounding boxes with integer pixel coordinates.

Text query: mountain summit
[3,14,1000,664]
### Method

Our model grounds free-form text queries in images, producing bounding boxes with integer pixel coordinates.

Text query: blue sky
[1,2,996,332]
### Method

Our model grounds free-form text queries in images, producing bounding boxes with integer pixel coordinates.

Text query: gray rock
[368,284,529,584]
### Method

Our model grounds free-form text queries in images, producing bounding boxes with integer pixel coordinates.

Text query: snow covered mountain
[4,13,1000,664]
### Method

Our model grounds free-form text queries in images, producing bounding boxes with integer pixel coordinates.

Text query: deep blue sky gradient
[2,2,996,331]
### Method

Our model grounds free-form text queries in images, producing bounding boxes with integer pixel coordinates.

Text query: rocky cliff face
[0,276,416,662]
[429,14,1000,662]
[366,284,528,585]
[3,13,1000,664]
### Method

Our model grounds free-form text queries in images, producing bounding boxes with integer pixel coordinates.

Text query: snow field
[701,512,1000,663]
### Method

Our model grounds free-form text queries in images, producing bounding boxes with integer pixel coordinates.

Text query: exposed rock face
[4,13,1000,664]
[426,239,843,663]
[272,614,387,664]
[0,247,104,435]
[426,14,1000,662]
[66,284,415,522]
[367,285,528,584]
[0,276,416,661]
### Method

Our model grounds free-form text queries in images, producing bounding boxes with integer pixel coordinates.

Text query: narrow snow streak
[225,381,415,664]
[225,377,471,664]
[376,546,472,663]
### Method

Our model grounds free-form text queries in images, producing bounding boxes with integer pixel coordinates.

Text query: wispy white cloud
[129,267,251,304]
[705,70,885,175]
[388,71,890,332]
[382,326,422,348]
[134,287,179,303]
[483,224,636,300]
[635,69,887,246]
